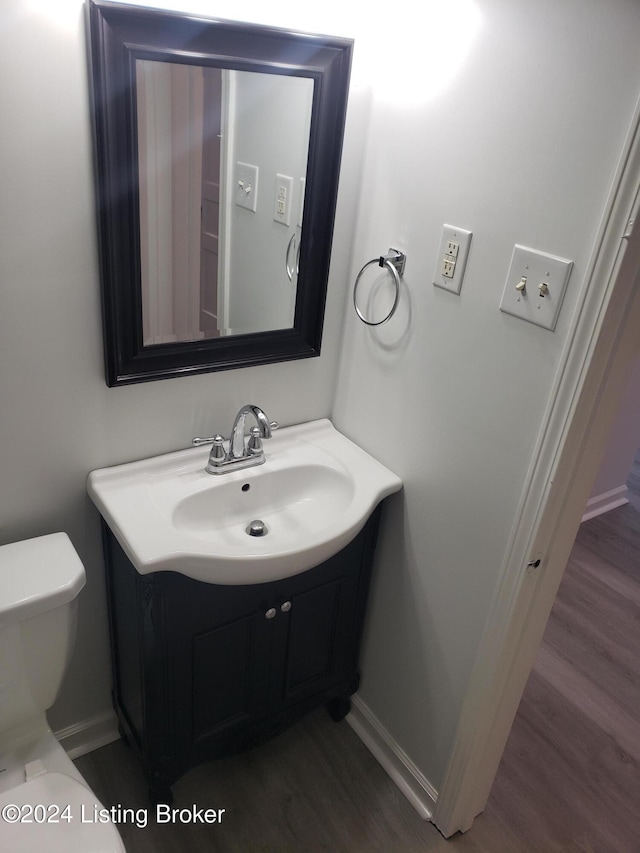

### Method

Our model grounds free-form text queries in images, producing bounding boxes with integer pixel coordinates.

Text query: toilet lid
[0,772,125,852]
[0,533,86,628]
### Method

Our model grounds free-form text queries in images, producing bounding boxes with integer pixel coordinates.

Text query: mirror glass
[87,1,353,385]
[136,60,313,344]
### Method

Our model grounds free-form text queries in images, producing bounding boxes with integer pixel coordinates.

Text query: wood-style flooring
[486,500,640,853]
[76,475,640,852]
[626,446,640,513]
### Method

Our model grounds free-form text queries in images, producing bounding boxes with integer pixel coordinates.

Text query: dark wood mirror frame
[87,1,353,386]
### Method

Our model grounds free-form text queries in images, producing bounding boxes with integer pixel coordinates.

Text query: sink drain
[246,519,268,537]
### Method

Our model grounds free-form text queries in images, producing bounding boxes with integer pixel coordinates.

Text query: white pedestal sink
[87,419,402,584]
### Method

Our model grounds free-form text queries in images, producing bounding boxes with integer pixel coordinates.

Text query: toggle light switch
[235,162,259,212]
[500,245,572,330]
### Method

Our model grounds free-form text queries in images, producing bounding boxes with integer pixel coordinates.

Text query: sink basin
[87,419,402,584]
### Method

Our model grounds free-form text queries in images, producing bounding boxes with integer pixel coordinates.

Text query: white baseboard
[56,701,438,820]
[55,711,120,760]
[347,695,438,821]
[582,484,628,522]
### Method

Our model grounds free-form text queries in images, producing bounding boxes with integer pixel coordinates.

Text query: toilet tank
[0,534,86,732]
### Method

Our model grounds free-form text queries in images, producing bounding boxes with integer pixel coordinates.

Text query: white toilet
[0,533,125,851]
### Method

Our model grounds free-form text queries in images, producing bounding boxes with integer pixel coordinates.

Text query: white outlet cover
[273,173,293,226]
[500,245,573,331]
[433,224,472,295]
[235,161,259,212]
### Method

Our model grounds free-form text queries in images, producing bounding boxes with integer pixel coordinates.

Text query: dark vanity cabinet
[102,506,382,803]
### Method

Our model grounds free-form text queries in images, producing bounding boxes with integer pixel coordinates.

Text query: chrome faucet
[192,404,278,475]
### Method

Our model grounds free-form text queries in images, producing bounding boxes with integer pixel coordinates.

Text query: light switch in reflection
[236,162,259,212]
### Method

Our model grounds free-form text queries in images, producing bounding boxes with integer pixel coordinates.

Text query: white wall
[332,0,640,791]
[3,0,640,816]
[0,0,363,732]
[228,72,312,332]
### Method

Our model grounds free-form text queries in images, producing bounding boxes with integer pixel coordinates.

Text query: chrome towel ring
[353,249,406,326]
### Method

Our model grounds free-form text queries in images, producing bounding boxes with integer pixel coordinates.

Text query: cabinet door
[268,532,368,711]
[165,578,274,758]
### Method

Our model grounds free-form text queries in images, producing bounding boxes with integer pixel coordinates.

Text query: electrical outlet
[273,173,293,226]
[433,225,472,294]
[442,258,456,278]
[499,245,573,331]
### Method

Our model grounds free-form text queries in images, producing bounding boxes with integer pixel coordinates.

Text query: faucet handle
[205,435,228,473]
[209,435,227,462]
[192,435,218,446]
[247,427,263,456]
[248,421,279,456]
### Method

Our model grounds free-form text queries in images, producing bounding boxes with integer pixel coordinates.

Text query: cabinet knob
[281,601,292,613]
[265,607,277,620]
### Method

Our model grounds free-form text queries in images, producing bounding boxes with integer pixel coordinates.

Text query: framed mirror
[87,1,353,385]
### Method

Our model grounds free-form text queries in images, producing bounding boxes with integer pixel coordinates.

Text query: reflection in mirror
[87,0,353,385]
[137,61,313,345]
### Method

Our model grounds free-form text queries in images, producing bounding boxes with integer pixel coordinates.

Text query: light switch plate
[235,162,259,212]
[433,225,472,295]
[500,245,573,331]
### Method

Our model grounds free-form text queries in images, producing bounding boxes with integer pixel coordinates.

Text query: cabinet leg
[326,694,351,722]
